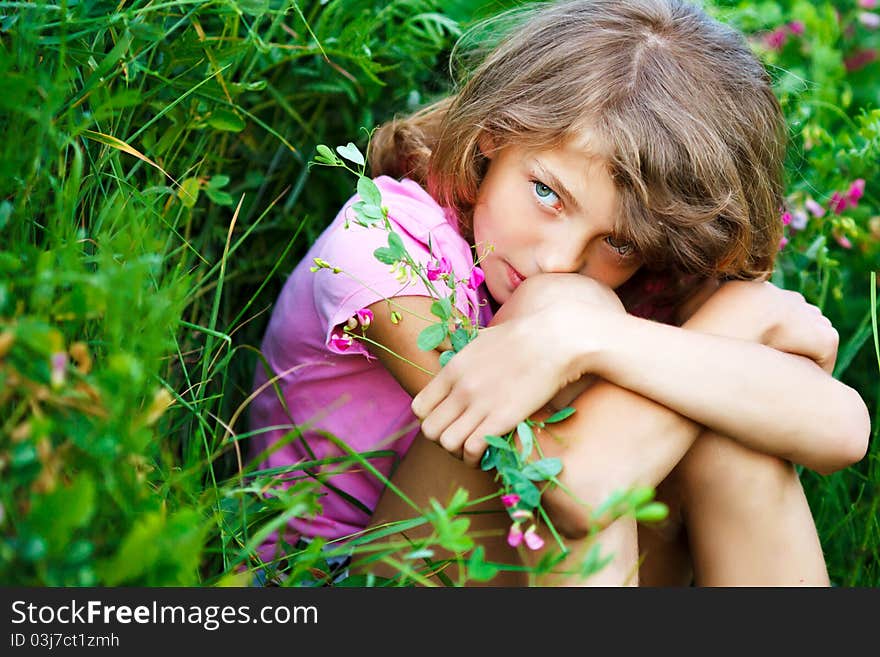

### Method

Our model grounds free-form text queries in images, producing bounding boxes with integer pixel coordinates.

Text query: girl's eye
[532,181,561,209]
[604,235,636,258]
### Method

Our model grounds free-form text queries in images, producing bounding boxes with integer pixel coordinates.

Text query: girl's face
[472,139,642,306]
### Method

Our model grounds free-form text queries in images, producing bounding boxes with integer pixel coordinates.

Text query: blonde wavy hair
[369,0,787,294]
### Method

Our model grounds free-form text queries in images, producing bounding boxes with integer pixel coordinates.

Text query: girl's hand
[411,274,624,467]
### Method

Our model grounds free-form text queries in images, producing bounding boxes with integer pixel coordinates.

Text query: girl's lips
[506,262,526,290]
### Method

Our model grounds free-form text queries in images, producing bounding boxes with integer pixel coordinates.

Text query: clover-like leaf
[521,457,563,481]
[417,323,447,351]
[431,297,453,321]
[357,175,382,206]
[467,546,501,583]
[517,422,535,461]
[337,142,365,167]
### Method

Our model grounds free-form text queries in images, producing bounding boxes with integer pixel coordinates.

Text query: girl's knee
[492,273,625,325]
[678,431,798,508]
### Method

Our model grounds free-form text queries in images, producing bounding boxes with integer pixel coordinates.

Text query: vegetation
[0,0,877,586]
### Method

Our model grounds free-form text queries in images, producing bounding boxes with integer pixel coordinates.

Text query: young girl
[247,0,870,586]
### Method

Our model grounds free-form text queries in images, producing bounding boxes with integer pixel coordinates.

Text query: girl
[247,0,870,586]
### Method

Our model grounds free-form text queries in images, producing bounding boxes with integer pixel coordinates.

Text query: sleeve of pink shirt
[311,176,477,359]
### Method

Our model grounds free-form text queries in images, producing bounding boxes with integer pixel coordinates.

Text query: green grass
[1,0,878,586]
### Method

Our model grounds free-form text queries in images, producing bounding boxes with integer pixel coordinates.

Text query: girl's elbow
[816,392,871,475]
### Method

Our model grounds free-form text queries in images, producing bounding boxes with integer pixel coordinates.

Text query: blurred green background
[0,0,877,586]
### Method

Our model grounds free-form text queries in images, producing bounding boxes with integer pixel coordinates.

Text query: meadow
[1,0,878,586]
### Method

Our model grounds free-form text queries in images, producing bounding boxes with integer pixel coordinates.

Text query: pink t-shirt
[248,176,493,559]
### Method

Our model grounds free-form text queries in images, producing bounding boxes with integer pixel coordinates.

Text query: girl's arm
[411,276,870,475]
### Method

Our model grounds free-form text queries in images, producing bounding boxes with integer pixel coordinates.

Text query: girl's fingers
[418,393,466,443]
[462,432,490,468]
[438,408,484,461]
[411,369,453,420]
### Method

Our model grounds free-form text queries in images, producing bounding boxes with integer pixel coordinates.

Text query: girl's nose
[537,232,590,274]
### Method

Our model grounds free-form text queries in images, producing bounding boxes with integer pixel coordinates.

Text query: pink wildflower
[523,525,545,551]
[859,0,878,9]
[859,12,880,29]
[844,48,877,72]
[829,191,848,214]
[835,234,853,249]
[763,28,788,50]
[467,266,485,290]
[355,308,374,329]
[779,236,789,251]
[507,523,523,548]
[329,332,353,351]
[787,21,805,36]
[511,509,532,521]
[804,198,826,218]
[426,257,451,281]
[847,179,865,206]
[500,493,520,508]
[50,352,67,388]
[791,209,808,231]
[781,211,792,226]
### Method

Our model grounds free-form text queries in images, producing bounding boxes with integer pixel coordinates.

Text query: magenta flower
[859,12,880,29]
[804,198,826,218]
[829,191,848,214]
[330,332,353,351]
[835,234,853,249]
[847,179,865,205]
[467,266,485,290]
[763,28,788,50]
[781,211,792,226]
[501,493,520,508]
[426,257,452,281]
[507,523,523,548]
[787,21,805,36]
[779,236,789,251]
[845,48,877,72]
[355,308,374,329]
[523,525,544,551]
[50,352,67,388]
[860,0,878,9]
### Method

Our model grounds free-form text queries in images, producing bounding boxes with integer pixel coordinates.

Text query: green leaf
[517,421,534,461]
[417,323,447,351]
[545,406,576,424]
[511,480,541,508]
[357,175,382,206]
[25,474,96,557]
[521,457,563,481]
[439,350,455,367]
[205,187,234,206]
[431,296,453,320]
[177,177,200,208]
[207,174,230,189]
[483,435,513,451]
[338,142,366,167]
[480,445,499,471]
[373,247,399,265]
[450,328,471,352]
[467,546,501,582]
[387,231,405,258]
[207,108,246,132]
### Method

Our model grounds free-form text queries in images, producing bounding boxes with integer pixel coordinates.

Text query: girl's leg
[362,434,529,586]
[674,429,829,586]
